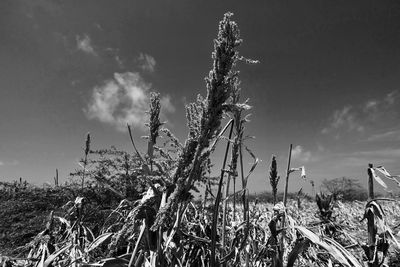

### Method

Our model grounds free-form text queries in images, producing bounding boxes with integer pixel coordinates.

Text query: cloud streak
[85,72,174,131]
[321,106,364,135]
[322,90,400,138]
[364,128,400,142]
[138,53,156,72]
[291,145,314,162]
[0,160,19,167]
[76,34,97,56]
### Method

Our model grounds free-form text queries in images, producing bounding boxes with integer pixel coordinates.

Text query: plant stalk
[279,144,293,265]
[210,120,234,267]
[367,163,378,266]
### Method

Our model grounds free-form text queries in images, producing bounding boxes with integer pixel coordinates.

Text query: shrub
[321,177,368,201]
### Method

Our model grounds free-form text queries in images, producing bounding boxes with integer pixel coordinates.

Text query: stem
[54,169,58,187]
[210,120,234,267]
[82,153,88,189]
[222,172,231,251]
[239,143,246,220]
[128,219,146,267]
[368,163,374,200]
[233,175,236,221]
[280,144,292,265]
[239,144,250,267]
[283,144,293,206]
[147,138,154,173]
[127,124,146,165]
[157,192,167,267]
[367,163,378,266]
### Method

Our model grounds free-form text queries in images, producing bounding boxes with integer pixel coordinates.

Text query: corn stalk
[211,119,234,266]
[279,144,292,266]
[366,163,378,266]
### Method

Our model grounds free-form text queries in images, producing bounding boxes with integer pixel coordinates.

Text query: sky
[1,0,400,195]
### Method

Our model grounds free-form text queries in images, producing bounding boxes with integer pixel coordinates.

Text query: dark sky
[1,0,400,194]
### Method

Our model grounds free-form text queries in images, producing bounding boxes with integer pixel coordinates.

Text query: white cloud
[85,72,175,131]
[115,55,124,68]
[138,53,156,72]
[76,34,96,56]
[384,90,400,105]
[291,145,313,162]
[322,90,399,137]
[363,100,378,112]
[160,95,176,113]
[322,106,364,135]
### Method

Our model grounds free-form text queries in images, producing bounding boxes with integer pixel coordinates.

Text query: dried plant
[269,155,280,205]
[82,133,91,189]
[316,193,334,223]
[151,12,244,232]
[146,92,163,172]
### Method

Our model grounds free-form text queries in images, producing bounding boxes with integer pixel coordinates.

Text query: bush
[321,177,368,201]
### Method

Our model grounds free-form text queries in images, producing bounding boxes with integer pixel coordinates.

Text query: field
[1,11,400,267]
[1,190,400,266]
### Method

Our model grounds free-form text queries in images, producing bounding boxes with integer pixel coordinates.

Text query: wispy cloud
[321,106,364,135]
[0,160,19,167]
[76,34,97,56]
[21,0,62,18]
[384,90,400,105]
[291,145,314,162]
[328,147,400,169]
[115,55,124,68]
[353,148,400,159]
[85,72,175,131]
[138,53,156,72]
[322,90,399,138]
[105,47,124,68]
[160,95,176,113]
[330,148,400,172]
[364,128,400,142]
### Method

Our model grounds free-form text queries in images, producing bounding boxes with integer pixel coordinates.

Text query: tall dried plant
[151,12,243,232]
[221,74,251,251]
[146,92,163,172]
[81,133,91,189]
[269,155,280,205]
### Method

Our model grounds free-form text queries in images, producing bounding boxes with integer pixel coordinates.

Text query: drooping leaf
[42,244,71,267]
[371,168,388,189]
[86,233,113,253]
[295,226,363,267]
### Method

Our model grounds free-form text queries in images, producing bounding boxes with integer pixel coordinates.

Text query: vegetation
[269,155,280,205]
[321,177,369,202]
[1,12,400,267]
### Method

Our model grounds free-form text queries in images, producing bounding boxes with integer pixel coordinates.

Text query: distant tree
[321,177,368,201]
